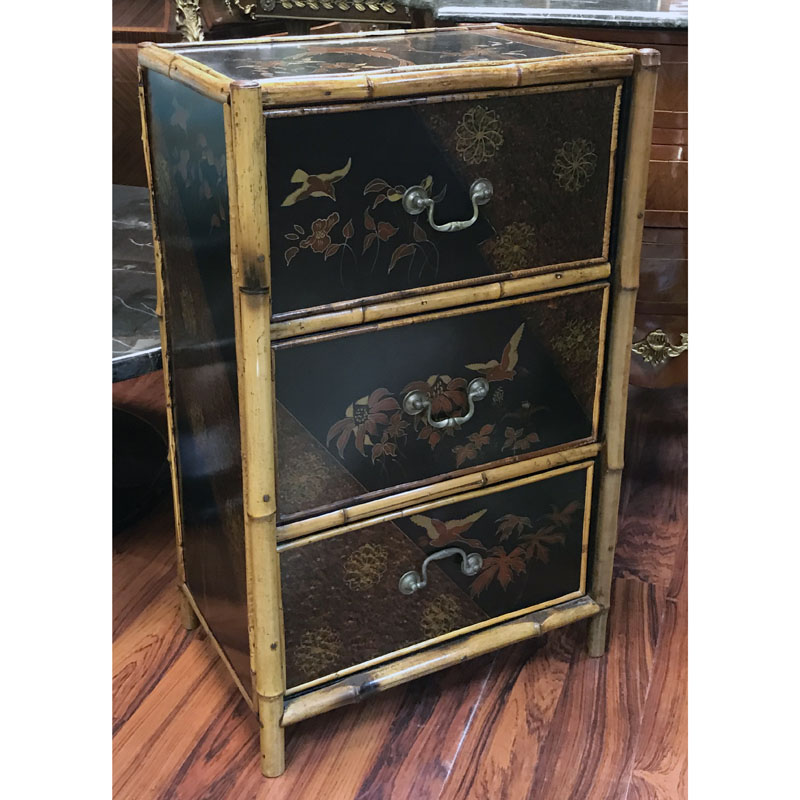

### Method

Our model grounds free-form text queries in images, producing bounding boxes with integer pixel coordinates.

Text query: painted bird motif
[281,157,352,207]
[409,509,488,550]
[465,323,525,382]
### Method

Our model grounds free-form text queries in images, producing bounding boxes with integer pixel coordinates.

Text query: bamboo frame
[226,80,286,777]
[271,264,610,340]
[277,442,601,543]
[587,49,659,658]
[282,593,601,726]
[137,67,198,631]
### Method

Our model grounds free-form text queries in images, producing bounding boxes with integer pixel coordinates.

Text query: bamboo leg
[587,49,659,657]
[228,81,286,776]
[258,695,285,777]
[178,588,200,631]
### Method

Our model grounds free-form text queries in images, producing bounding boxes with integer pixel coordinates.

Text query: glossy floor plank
[113,380,687,799]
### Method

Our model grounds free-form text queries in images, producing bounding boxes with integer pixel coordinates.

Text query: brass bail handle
[402,377,490,430]
[398,547,484,595]
[402,178,493,233]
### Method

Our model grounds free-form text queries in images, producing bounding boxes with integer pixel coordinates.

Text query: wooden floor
[113,375,687,800]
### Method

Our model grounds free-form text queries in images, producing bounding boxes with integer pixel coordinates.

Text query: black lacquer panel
[146,72,251,693]
[274,285,606,522]
[266,83,619,314]
[174,30,585,82]
[281,464,589,691]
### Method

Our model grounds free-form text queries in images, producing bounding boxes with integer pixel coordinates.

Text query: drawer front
[281,462,592,693]
[266,82,620,316]
[275,284,607,524]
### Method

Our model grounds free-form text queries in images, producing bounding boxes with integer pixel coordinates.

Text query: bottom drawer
[280,461,593,694]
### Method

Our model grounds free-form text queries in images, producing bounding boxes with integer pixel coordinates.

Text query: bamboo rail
[587,49,659,658]
[270,264,610,340]
[277,443,601,542]
[281,594,601,726]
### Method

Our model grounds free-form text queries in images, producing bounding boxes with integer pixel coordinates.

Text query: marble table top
[112,185,162,383]
[411,0,688,29]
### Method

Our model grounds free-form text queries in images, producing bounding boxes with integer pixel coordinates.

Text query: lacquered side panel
[274,284,607,523]
[265,83,619,315]
[146,71,251,692]
[280,463,591,693]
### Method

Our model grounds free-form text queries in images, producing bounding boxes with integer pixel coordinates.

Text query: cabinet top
[140,24,647,109]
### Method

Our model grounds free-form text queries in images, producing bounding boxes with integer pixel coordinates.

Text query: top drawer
[266,81,621,317]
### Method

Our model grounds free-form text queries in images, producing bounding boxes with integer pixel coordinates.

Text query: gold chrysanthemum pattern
[553,138,598,192]
[342,543,389,591]
[455,105,504,165]
[420,594,462,639]
[487,222,536,273]
[294,625,342,678]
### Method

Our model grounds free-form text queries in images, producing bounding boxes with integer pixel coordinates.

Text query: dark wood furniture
[138,24,658,776]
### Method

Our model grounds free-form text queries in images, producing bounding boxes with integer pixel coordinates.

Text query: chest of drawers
[138,24,658,777]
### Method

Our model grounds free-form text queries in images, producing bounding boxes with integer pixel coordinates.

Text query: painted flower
[294,625,342,679]
[553,138,598,192]
[487,222,536,273]
[455,105,504,165]
[300,212,339,253]
[342,543,389,591]
[420,594,462,639]
[326,388,400,459]
[403,375,468,419]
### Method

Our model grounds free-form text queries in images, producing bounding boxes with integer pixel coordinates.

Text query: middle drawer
[274,283,608,528]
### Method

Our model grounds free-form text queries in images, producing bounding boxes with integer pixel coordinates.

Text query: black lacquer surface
[281,464,589,690]
[274,286,605,521]
[146,71,251,692]
[172,29,587,82]
[267,84,618,315]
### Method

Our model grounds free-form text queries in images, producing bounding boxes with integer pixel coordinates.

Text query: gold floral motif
[553,138,598,192]
[486,222,536,273]
[294,625,342,678]
[550,318,595,365]
[342,543,389,591]
[455,105,504,165]
[420,594,462,639]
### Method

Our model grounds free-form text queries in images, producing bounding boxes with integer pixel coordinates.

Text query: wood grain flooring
[112,378,687,799]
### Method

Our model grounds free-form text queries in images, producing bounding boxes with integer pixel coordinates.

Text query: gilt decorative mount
[631,329,688,366]
[176,0,204,42]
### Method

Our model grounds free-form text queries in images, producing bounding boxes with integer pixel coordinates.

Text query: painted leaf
[324,243,341,260]
[342,219,354,240]
[294,224,304,234]
[377,221,399,242]
[469,546,527,597]
[284,246,299,266]
[453,442,477,467]
[496,514,532,541]
[362,231,377,254]
[364,207,376,231]
[413,221,429,243]
[388,243,416,273]
[372,194,387,209]
[284,232,300,241]
[364,178,390,194]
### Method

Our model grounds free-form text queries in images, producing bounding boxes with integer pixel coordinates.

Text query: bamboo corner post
[587,49,659,658]
[227,80,287,777]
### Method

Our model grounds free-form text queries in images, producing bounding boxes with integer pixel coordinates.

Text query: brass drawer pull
[402,376,489,430]
[398,547,484,595]
[402,178,493,233]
